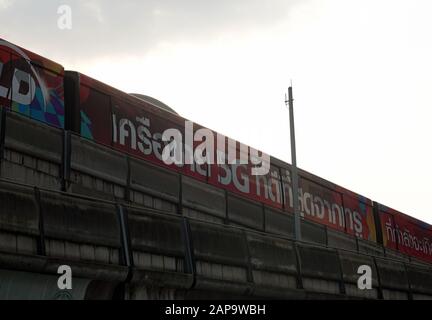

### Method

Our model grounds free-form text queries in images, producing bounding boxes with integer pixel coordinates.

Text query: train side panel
[0,39,64,128]
[3,38,432,266]
[66,71,377,242]
[379,204,432,263]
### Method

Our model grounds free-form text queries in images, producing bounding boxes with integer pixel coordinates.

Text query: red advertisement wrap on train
[75,73,377,241]
[380,205,432,263]
[8,38,432,263]
[282,170,376,241]
[0,39,64,128]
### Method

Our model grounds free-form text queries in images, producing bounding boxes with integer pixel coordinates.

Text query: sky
[1,0,431,223]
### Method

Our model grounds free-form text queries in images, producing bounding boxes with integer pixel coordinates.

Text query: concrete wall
[0,179,431,299]
[2,112,62,190]
[1,111,432,299]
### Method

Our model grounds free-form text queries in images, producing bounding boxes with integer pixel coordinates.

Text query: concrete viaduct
[0,110,431,300]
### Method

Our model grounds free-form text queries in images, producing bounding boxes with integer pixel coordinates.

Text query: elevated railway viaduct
[0,110,431,300]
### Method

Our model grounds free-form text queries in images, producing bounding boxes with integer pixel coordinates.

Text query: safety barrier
[0,111,426,269]
[1,112,432,299]
[327,228,357,251]
[130,157,179,204]
[227,194,263,231]
[338,251,379,299]
[246,233,300,298]
[0,178,431,299]
[375,258,410,299]
[406,264,432,300]
[264,208,294,238]
[189,219,252,295]
[0,180,39,256]
[125,205,193,294]
[1,111,63,190]
[296,244,343,296]
[182,176,225,219]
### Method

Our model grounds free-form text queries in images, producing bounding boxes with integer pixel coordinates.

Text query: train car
[64,71,377,242]
[0,37,430,264]
[0,38,65,128]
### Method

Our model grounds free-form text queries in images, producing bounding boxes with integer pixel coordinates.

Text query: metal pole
[287,86,301,241]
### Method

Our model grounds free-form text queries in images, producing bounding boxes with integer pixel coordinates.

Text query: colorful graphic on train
[74,75,378,241]
[0,39,65,128]
[3,37,430,263]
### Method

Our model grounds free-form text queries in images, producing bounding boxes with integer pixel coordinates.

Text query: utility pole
[285,85,301,241]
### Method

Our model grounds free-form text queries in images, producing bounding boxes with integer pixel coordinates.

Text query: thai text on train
[160,120,270,176]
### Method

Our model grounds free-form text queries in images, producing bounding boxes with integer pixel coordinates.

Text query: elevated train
[0,38,431,265]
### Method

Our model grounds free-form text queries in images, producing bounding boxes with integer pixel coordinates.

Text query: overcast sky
[1,0,431,223]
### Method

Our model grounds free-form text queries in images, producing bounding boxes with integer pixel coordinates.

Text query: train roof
[129,94,178,115]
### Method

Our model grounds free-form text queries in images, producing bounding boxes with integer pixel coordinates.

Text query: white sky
[2,0,431,223]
